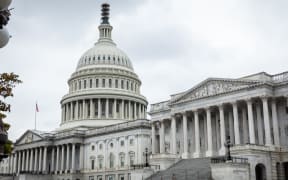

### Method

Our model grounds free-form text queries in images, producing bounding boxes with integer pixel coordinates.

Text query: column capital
[245,97,253,103]
[260,95,270,100]
[218,103,225,109]
[204,106,211,111]
[192,109,198,113]
[231,100,238,106]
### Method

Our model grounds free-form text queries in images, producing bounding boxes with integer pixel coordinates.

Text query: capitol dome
[76,41,134,71]
[59,4,147,130]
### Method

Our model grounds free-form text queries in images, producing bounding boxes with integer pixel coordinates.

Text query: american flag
[36,103,39,112]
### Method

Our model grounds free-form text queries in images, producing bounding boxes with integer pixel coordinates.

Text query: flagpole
[34,102,37,130]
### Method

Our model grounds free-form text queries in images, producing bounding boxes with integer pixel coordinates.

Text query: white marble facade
[0,4,151,180]
[149,72,288,180]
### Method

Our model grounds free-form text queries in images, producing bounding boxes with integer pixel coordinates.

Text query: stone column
[271,99,280,146]
[71,144,76,172]
[38,147,42,172]
[232,102,240,145]
[98,99,101,118]
[56,146,60,174]
[113,99,117,119]
[25,149,29,171]
[206,108,213,156]
[18,151,22,173]
[151,123,156,154]
[51,147,55,173]
[194,110,200,157]
[219,104,226,155]
[79,144,84,170]
[228,110,234,144]
[105,99,109,118]
[171,115,177,154]
[61,105,64,123]
[242,107,248,144]
[134,102,137,119]
[262,97,272,145]
[29,149,33,171]
[43,146,47,173]
[159,120,165,153]
[90,99,94,119]
[66,144,70,172]
[121,100,125,119]
[70,102,73,120]
[65,104,68,121]
[61,145,65,173]
[247,99,256,144]
[22,151,25,172]
[75,100,79,120]
[128,101,132,120]
[34,148,38,172]
[14,152,18,174]
[182,112,189,158]
[82,100,86,119]
[256,103,264,145]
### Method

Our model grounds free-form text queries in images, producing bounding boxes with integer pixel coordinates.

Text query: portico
[149,71,288,179]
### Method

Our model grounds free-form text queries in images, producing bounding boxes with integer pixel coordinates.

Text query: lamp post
[224,136,232,161]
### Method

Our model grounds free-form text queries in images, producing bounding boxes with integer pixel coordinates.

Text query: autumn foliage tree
[0,72,21,160]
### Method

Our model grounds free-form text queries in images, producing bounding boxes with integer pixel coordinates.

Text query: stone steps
[146,157,212,180]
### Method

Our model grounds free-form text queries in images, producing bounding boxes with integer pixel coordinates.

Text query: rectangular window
[84,80,87,89]
[115,79,118,88]
[90,79,93,88]
[91,160,95,170]
[96,79,99,88]
[99,159,103,169]
[109,79,112,88]
[121,80,124,89]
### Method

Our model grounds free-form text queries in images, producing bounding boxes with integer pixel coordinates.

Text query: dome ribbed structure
[59,4,147,130]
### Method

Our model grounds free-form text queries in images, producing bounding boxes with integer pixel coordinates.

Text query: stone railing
[272,71,288,83]
[55,129,85,139]
[150,101,170,113]
[87,119,150,136]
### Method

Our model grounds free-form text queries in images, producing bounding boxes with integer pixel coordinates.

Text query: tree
[0,72,21,161]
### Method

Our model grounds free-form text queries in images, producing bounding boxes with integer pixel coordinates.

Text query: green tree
[0,72,21,160]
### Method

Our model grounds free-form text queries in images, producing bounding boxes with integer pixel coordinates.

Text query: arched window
[119,153,125,168]
[98,155,104,169]
[109,153,114,168]
[129,152,135,166]
[255,163,266,180]
[126,81,129,90]
[115,79,118,88]
[102,79,106,87]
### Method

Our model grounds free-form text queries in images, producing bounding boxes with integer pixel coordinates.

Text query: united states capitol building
[1,3,288,180]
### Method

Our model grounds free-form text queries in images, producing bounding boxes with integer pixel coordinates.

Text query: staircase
[146,158,212,180]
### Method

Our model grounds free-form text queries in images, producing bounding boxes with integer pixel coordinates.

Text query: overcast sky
[2,0,288,141]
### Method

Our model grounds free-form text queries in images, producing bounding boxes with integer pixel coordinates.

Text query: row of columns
[152,96,281,157]
[4,143,83,175]
[62,99,146,122]
[52,143,81,174]
[70,76,140,94]
[14,146,47,174]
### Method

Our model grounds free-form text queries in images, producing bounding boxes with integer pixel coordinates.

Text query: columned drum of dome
[59,4,147,130]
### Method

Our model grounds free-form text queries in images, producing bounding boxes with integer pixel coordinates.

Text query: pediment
[172,78,261,103]
[15,130,44,145]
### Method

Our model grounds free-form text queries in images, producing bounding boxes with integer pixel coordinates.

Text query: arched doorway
[255,163,267,180]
